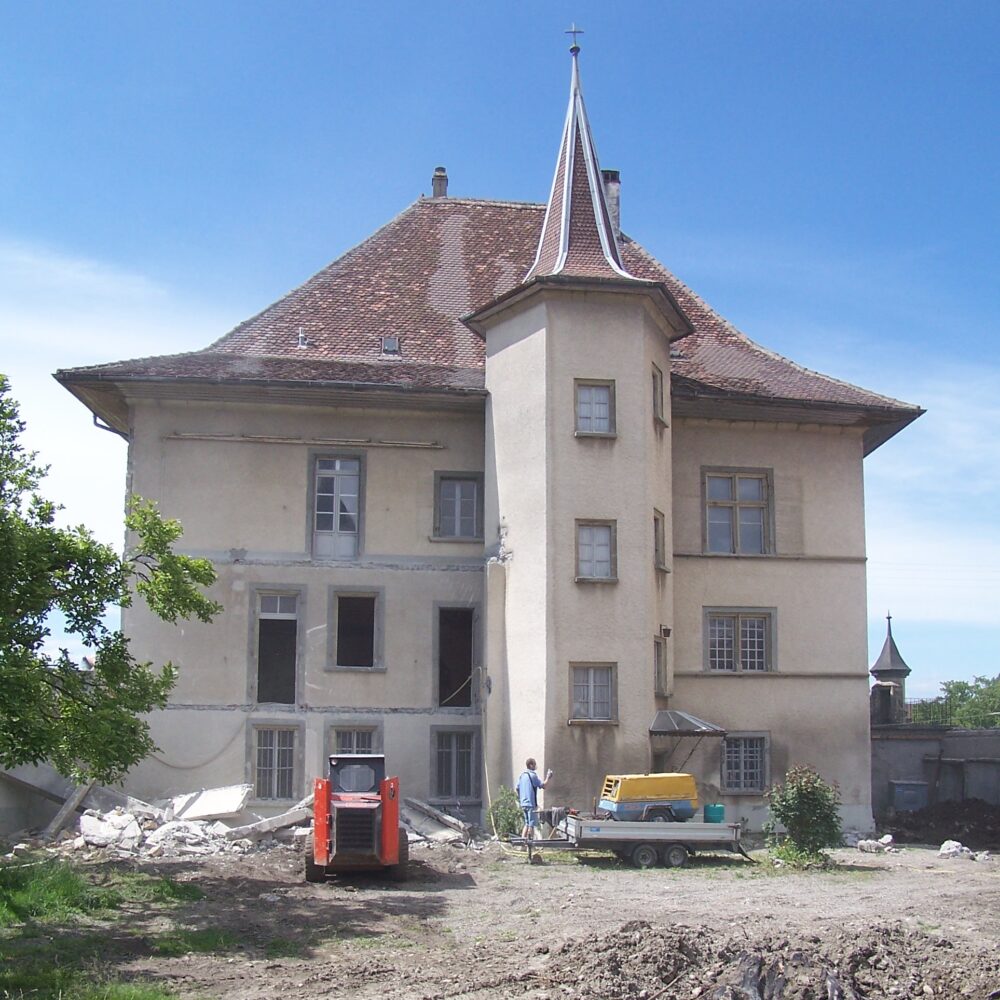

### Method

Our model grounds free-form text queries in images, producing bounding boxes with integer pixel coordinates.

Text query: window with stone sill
[703,469,773,555]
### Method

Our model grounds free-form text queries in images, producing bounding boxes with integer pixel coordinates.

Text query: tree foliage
[487,785,522,839]
[910,676,1000,729]
[0,375,221,784]
[765,764,843,859]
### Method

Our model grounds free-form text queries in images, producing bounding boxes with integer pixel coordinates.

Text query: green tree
[0,374,221,784]
[910,676,1000,728]
[765,764,843,860]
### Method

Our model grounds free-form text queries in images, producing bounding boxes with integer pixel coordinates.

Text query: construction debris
[885,797,1000,850]
[402,798,471,844]
[168,783,253,821]
[858,833,900,854]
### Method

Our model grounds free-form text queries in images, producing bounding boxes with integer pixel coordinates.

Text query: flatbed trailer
[518,815,747,868]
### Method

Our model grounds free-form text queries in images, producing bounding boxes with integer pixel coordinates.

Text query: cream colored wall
[670,419,874,829]
[482,301,550,797]
[122,395,486,811]
[483,289,678,813]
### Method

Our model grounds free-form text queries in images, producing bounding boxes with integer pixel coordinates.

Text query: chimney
[602,168,621,242]
[432,166,448,198]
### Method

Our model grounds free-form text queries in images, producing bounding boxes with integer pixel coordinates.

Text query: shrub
[487,785,522,839]
[765,765,843,860]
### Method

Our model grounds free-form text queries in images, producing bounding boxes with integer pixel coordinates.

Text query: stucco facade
[49,50,922,833]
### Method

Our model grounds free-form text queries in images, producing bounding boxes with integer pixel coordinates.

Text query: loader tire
[304,834,327,883]
[631,843,659,869]
[388,828,409,882]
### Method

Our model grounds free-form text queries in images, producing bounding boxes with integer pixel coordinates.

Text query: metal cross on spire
[565,23,584,53]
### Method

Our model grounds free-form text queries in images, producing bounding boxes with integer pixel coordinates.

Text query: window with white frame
[722,734,768,793]
[255,592,298,704]
[575,380,615,435]
[313,456,361,558]
[334,728,375,755]
[253,726,297,800]
[653,509,667,569]
[434,473,483,539]
[704,469,771,555]
[576,521,616,580]
[433,730,479,800]
[651,364,665,423]
[706,610,774,672]
[571,663,616,721]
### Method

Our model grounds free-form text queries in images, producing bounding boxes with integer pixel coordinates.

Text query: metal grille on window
[336,729,374,754]
[578,524,612,578]
[740,617,768,671]
[256,728,295,799]
[708,616,736,671]
[725,736,765,791]
[314,458,360,557]
[440,479,477,537]
[577,384,611,433]
[436,731,475,798]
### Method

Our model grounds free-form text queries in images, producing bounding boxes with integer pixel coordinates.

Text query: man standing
[517,757,553,841]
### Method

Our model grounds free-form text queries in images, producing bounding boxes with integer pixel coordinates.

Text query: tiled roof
[526,51,635,282]
[58,195,919,418]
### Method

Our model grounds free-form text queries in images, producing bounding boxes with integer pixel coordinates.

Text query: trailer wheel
[387,828,409,882]
[304,834,327,883]
[663,844,688,868]
[631,843,659,869]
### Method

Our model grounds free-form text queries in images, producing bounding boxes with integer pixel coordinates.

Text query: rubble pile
[856,833,900,853]
[533,920,1000,1000]
[885,797,1000,850]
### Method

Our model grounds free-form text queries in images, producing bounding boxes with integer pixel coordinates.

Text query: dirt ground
[70,839,1000,999]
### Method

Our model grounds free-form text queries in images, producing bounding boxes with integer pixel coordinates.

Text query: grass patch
[0,857,123,926]
[151,928,239,957]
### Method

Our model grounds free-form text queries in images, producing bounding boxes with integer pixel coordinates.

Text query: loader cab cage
[328,754,386,793]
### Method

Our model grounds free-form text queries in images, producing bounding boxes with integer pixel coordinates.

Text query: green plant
[0,375,221,784]
[764,764,843,860]
[487,785,522,839]
[0,858,122,926]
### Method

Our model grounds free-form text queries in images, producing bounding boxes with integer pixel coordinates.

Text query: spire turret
[870,611,912,680]
[525,39,637,283]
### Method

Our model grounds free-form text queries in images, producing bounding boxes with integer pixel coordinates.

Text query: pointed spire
[525,40,637,283]
[870,611,912,678]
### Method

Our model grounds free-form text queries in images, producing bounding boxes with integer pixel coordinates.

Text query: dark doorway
[438,607,474,707]
[257,618,297,703]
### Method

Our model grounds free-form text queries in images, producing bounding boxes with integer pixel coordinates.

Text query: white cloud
[0,236,241,546]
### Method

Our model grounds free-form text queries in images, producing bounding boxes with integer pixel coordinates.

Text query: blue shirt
[517,769,543,808]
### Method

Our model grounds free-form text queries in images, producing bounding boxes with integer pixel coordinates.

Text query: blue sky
[1,2,997,697]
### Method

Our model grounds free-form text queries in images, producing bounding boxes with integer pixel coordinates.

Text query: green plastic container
[704,803,725,824]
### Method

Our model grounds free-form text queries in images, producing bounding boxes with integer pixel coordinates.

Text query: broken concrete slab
[400,804,464,844]
[169,784,253,821]
[42,781,96,841]
[403,798,472,840]
[80,810,143,851]
[224,803,312,841]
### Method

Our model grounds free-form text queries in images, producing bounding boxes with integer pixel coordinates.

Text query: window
[334,728,375,754]
[705,609,774,672]
[381,334,401,355]
[255,592,298,704]
[654,636,668,695]
[313,456,361,558]
[332,591,379,669]
[433,729,479,800]
[722,734,768,793]
[571,663,617,722]
[653,509,667,569]
[253,726,297,800]
[704,469,771,555]
[651,364,665,423]
[576,521,617,580]
[575,380,615,435]
[434,473,483,539]
[437,606,476,708]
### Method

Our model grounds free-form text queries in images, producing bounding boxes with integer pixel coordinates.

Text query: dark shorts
[522,806,538,828]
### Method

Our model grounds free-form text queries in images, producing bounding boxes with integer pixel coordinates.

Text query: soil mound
[536,920,1000,999]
